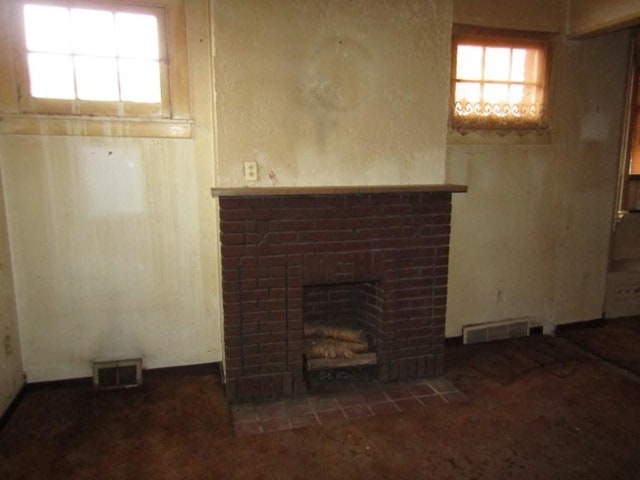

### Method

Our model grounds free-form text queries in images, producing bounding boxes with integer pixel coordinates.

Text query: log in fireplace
[211,185,466,402]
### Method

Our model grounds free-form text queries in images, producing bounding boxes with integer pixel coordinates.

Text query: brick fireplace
[211,185,466,402]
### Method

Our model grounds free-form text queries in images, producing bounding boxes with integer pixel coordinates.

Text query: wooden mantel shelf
[211,184,467,197]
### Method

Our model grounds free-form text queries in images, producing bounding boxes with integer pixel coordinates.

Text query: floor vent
[93,358,142,389]
[462,318,530,345]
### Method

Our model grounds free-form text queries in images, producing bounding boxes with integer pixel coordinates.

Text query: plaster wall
[551,30,630,325]
[0,0,222,382]
[453,0,565,32]
[568,0,640,37]
[0,152,23,415]
[0,0,635,388]
[446,14,629,335]
[212,0,452,187]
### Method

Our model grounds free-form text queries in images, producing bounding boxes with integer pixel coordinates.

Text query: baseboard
[1,362,222,430]
[24,376,93,392]
[0,383,26,431]
[143,362,220,379]
[25,362,222,389]
[444,336,463,347]
[555,318,606,333]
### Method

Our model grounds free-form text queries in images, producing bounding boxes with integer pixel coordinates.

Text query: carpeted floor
[1,316,640,479]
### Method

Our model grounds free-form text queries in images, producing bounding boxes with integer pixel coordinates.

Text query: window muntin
[16,1,169,118]
[451,31,549,133]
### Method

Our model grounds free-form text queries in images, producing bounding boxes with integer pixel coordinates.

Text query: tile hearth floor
[230,377,468,436]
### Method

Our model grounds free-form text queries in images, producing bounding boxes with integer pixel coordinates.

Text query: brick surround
[217,190,458,402]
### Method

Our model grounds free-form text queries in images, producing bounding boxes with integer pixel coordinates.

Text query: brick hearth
[212,185,466,402]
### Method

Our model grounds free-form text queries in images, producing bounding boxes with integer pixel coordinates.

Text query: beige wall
[568,0,640,37]
[0,0,637,393]
[551,30,630,325]
[0,0,221,383]
[212,0,452,187]
[0,152,23,415]
[454,0,566,32]
[446,5,630,335]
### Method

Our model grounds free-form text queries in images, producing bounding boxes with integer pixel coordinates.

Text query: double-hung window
[451,27,550,134]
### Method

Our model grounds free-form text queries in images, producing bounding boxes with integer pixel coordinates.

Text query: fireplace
[303,280,381,364]
[211,185,466,402]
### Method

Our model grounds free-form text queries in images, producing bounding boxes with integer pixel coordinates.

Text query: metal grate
[462,318,530,345]
[93,358,142,389]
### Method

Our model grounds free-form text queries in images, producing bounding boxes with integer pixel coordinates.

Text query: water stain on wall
[301,36,374,152]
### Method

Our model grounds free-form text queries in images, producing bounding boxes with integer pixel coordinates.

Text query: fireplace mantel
[211,184,467,197]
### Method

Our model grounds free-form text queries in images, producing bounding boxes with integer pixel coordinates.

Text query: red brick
[218,191,455,401]
[219,221,246,233]
[219,208,253,222]
[258,256,289,267]
[221,233,245,245]
[221,256,241,269]
[279,219,316,232]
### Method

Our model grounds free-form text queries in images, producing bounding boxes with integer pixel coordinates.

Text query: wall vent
[93,358,142,389]
[462,318,530,345]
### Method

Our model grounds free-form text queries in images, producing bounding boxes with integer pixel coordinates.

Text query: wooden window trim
[450,25,552,136]
[1,0,191,138]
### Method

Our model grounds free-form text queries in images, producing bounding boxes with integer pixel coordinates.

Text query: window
[451,27,550,134]
[25,5,162,103]
[620,32,640,212]
[18,2,167,117]
[3,0,192,137]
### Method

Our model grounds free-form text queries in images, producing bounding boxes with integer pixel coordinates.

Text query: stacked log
[304,323,370,359]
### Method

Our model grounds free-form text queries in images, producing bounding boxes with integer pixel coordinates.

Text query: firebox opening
[302,281,382,376]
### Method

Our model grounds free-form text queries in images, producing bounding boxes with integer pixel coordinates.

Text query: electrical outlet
[244,162,258,182]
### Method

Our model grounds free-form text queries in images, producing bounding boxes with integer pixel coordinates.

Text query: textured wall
[568,0,640,36]
[212,0,451,187]
[0,0,222,383]
[0,0,635,393]
[0,157,23,415]
[453,0,565,33]
[446,25,630,335]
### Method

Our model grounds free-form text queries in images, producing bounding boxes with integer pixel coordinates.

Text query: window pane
[119,59,161,103]
[525,49,542,83]
[28,53,75,99]
[24,5,71,53]
[509,85,524,104]
[484,83,510,104]
[456,45,483,81]
[455,82,481,103]
[522,85,541,105]
[511,49,527,82]
[75,56,119,101]
[23,4,165,107]
[71,8,116,56]
[116,13,159,59]
[484,47,511,81]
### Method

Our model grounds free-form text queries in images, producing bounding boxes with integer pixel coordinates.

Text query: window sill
[0,114,193,138]
[447,130,552,146]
